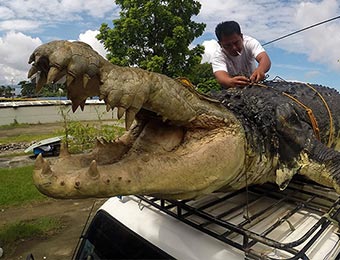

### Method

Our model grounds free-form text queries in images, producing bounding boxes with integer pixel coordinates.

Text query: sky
[0,0,340,91]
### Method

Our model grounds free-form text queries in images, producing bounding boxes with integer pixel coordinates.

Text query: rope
[252,82,334,147]
[281,91,321,141]
[305,83,334,147]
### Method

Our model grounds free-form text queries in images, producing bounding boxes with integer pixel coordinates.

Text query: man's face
[219,33,243,56]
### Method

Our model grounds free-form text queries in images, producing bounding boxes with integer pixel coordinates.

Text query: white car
[74,179,340,260]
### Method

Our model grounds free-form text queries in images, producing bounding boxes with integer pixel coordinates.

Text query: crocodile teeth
[28,65,38,78]
[47,67,60,84]
[117,107,125,119]
[72,103,79,112]
[87,160,100,179]
[80,100,86,111]
[35,153,45,170]
[125,108,136,130]
[83,74,90,88]
[36,71,47,93]
[66,74,75,86]
[41,158,53,176]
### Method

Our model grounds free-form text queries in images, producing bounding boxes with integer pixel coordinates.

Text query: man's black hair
[215,21,242,41]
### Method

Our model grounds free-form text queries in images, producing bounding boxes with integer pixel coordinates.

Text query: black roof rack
[137,178,340,259]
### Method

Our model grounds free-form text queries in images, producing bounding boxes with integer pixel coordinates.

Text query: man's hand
[251,52,271,83]
[214,71,251,88]
[229,75,250,88]
[250,68,265,83]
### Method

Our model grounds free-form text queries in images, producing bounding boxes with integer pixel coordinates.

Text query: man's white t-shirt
[211,35,265,78]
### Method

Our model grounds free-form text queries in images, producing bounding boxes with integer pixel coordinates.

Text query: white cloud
[0,29,107,86]
[0,0,117,33]
[196,0,340,72]
[0,6,14,19]
[201,40,219,63]
[0,19,42,32]
[78,30,107,58]
[293,0,340,70]
[0,31,41,85]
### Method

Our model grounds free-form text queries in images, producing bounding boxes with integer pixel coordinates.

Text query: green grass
[0,165,47,207]
[0,121,31,130]
[0,217,61,256]
[0,133,58,145]
[0,217,61,243]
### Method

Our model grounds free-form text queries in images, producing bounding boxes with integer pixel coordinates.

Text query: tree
[97,0,206,78]
[19,80,35,97]
[186,62,221,94]
[19,80,66,97]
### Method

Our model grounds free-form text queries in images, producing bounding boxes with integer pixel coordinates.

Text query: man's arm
[250,52,271,82]
[214,71,250,89]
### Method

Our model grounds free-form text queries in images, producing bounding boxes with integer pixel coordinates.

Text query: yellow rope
[252,82,334,147]
[305,83,334,147]
[281,92,321,141]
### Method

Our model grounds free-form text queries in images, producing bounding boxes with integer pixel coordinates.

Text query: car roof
[97,181,340,260]
[98,195,244,260]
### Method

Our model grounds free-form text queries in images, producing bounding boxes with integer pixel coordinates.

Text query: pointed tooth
[80,100,86,111]
[66,74,75,86]
[72,103,79,112]
[36,71,47,93]
[42,159,53,176]
[106,103,111,112]
[125,108,136,130]
[35,153,45,170]
[83,74,90,88]
[59,142,70,158]
[117,107,125,119]
[28,53,35,64]
[88,160,100,179]
[28,66,38,78]
[47,67,60,84]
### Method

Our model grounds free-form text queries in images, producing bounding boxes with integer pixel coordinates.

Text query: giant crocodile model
[28,40,340,200]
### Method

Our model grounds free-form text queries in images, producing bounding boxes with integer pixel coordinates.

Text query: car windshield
[75,210,174,260]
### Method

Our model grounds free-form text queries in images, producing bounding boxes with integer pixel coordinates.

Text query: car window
[75,210,175,260]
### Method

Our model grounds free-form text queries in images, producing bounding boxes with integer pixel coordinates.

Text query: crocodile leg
[299,140,340,193]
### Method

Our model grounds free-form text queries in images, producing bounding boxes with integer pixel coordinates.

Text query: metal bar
[136,179,340,260]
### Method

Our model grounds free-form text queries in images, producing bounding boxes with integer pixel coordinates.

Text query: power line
[263,15,340,46]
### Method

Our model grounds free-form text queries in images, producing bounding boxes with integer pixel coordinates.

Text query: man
[212,21,271,88]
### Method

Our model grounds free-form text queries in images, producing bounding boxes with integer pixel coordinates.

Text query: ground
[0,198,105,260]
[0,122,108,260]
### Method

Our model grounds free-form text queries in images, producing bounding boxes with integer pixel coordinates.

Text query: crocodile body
[27,40,340,199]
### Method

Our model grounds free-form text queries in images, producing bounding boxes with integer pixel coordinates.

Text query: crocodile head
[28,41,340,200]
[28,40,251,200]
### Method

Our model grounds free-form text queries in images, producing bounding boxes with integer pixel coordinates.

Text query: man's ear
[240,33,243,40]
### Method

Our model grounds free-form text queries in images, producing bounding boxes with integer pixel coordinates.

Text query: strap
[253,82,334,147]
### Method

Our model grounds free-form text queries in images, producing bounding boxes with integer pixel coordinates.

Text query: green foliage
[196,79,221,94]
[62,121,125,153]
[0,133,57,145]
[0,85,14,98]
[19,80,35,97]
[186,62,221,93]
[97,0,206,77]
[19,80,66,97]
[0,165,47,207]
